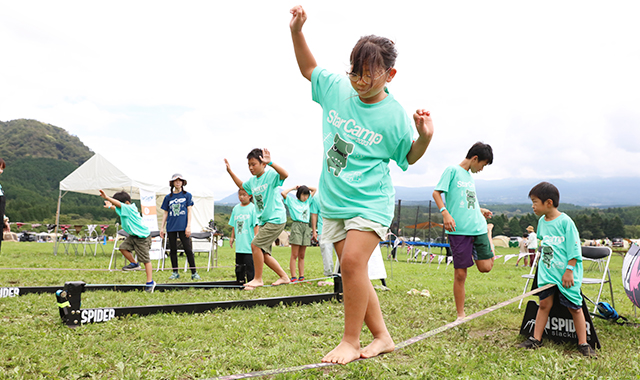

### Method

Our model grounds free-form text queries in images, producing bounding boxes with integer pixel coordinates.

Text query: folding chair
[518,251,540,309]
[581,246,615,314]
[108,229,128,270]
[159,231,214,272]
[108,229,161,270]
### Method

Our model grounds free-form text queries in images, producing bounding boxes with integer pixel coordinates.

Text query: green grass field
[1,241,639,379]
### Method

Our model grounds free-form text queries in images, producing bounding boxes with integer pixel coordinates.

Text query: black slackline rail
[206,284,555,380]
[1,280,244,298]
[56,279,343,327]
[4,276,336,298]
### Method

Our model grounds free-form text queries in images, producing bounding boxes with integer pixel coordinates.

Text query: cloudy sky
[1,1,638,201]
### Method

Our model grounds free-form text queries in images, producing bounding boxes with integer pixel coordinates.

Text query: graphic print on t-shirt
[466,190,476,209]
[326,133,354,177]
[541,246,554,268]
[237,220,244,235]
[169,197,187,217]
[254,194,264,211]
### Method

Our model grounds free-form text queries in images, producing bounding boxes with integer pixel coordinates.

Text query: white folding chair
[159,231,214,272]
[518,251,540,309]
[108,229,129,270]
[581,246,615,314]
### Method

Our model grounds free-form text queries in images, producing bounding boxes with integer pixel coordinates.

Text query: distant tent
[404,221,444,230]
[274,230,289,247]
[2,231,18,242]
[55,154,214,253]
[492,235,510,248]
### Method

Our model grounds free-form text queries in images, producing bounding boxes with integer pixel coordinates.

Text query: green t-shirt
[228,202,257,254]
[536,213,583,306]
[311,67,414,227]
[434,165,487,236]
[242,167,286,225]
[284,194,312,223]
[115,203,150,238]
[310,193,323,235]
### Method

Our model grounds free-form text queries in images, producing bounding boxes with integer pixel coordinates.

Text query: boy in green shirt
[433,142,495,320]
[518,182,596,357]
[224,148,290,289]
[100,190,155,293]
[228,188,258,284]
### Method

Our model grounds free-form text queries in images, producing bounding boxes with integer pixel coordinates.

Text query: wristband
[267,161,273,166]
[439,207,446,213]
[566,264,575,271]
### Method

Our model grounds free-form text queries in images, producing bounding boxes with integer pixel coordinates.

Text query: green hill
[0,119,111,224]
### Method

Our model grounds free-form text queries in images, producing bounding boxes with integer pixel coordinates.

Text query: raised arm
[99,189,121,209]
[261,149,288,181]
[308,186,317,198]
[224,159,244,189]
[281,185,297,199]
[290,5,317,81]
[407,110,435,165]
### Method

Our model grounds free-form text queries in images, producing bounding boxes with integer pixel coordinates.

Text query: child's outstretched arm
[99,189,121,210]
[261,148,288,181]
[224,159,244,189]
[407,109,435,165]
[290,5,317,81]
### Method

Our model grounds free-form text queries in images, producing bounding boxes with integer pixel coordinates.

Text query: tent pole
[53,189,62,255]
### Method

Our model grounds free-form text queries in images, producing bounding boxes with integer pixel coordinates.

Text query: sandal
[298,276,305,282]
[290,277,297,283]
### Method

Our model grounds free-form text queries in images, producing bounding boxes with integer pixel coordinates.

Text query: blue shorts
[538,286,582,310]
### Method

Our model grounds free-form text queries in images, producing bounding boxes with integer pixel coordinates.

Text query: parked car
[612,237,624,247]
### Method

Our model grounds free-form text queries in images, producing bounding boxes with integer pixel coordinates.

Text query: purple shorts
[448,233,493,269]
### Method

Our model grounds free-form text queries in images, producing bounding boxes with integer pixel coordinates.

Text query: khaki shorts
[289,221,311,246]
[322,217,388,244]
[119,235,152,264]
[252,222,285,255]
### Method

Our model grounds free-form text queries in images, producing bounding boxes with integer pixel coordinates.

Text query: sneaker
[290,277,297,283]
[123,262,141,271]
[298,276,305,282]
[518,336,543,349]
[169,272,180,280]
[191,272,201,280]
[578,343,597,358]
[145,281,156,293]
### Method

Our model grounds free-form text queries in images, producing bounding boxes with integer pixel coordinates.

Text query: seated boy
[100,190,156,293]
[224,148,290,289]
[433,142,495,320]
[518,182,596,357]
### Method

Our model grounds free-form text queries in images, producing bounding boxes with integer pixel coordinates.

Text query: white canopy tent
[54,154,214,254]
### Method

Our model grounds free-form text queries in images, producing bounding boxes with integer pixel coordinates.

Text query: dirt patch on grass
[469,329,498,338]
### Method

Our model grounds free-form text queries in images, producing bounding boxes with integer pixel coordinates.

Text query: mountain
[216,177,640,207]
[0,119,92,165]
[0,119,112,222]
[395,177,640,207]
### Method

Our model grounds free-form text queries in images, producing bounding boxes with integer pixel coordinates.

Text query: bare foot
[322,341,360,364]
[272,277,291,286]
[244,279,263,289]
[360,336,395,359]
